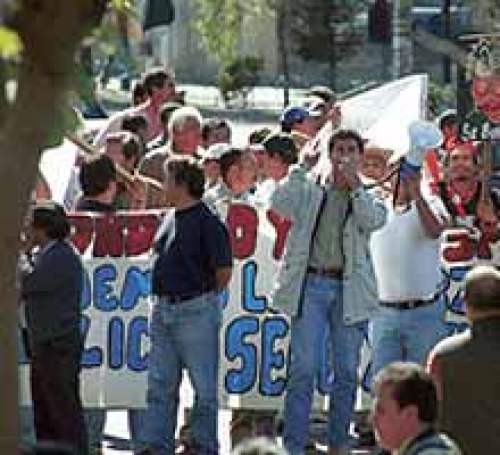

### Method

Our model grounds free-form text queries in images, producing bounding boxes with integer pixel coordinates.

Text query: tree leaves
[191,0,244,66]
[0,26,22,59]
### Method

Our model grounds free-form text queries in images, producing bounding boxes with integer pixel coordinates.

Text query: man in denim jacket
[269,129,387,455]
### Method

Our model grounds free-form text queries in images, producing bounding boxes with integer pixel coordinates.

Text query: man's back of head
[79,154,116,200]
[464,265,500,320]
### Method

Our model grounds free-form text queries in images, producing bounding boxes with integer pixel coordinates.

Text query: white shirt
[370,199,444,301]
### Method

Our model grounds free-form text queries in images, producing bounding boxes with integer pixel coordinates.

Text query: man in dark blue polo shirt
[142,156,233,455]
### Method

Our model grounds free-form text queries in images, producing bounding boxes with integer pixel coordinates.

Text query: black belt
[380,297,437,310]
[307,266,343,279]
[159,291,205,304]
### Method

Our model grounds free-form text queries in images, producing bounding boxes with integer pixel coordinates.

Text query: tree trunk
[0,1,106,451]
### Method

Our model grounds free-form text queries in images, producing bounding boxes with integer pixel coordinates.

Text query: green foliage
[428,79,456,118]
[218,56,263,105]
[0,26,22,59]
[110,0,135,14]
[191,0,244,66]
[288,0,366,64]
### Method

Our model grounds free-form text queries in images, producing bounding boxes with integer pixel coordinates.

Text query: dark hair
[142,67,174,96]
[201,118,232,142]
[439,113,457,131]
[160,101,183,125]
[219,147,244,184]
[328,129,365,156]
[132,81,146,103]
[121,114,148,136]
[32,201,70,240]
[107,131,142,166]
[373,362,438,424]
[249,127,272,145]
[79,154,116,197]
[263,133,298,165]
[164,156,205,199]
[464,265,500,310]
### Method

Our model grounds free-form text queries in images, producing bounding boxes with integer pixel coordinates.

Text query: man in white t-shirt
[369,165,450,384]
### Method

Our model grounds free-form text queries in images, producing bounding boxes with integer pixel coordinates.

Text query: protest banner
[18,205,330,410]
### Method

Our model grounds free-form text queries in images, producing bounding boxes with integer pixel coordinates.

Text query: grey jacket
[269,165,386,324]
[21,240,83,344]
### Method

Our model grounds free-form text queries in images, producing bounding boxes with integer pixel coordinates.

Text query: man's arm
[415,196,447,239]
[268,166,310,221]
[205,213,234,291]
[350,187,387,233]
[407,175,448,239]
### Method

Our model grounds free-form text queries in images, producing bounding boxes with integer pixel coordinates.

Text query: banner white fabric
[19,207,318,410]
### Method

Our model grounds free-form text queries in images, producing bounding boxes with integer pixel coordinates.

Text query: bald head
[464,266,500,315]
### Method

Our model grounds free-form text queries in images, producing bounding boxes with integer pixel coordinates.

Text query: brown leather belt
[380,298,436,310]
[307,266,343,280]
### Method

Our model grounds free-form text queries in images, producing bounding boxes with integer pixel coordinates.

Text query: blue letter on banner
[259,317,288,396]
[127,316,149,372]
[225,316,259,394]
[120,266,152,311]
[242,261,267,313]
[94,264,119,311]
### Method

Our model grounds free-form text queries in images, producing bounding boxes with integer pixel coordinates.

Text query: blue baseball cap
[280,106,310,130]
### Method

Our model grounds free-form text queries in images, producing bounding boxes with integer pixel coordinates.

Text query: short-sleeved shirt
[152,201,233,297]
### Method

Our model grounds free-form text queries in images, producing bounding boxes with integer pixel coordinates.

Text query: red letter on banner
[442,230,475,263]
[226,204,258,259]
[93,214,124,257]
[68,214,93,254]
[122,213,160,256]
[266,209,292,260]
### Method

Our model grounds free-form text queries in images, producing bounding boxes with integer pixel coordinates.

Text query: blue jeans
[283,274,367,454]
[369,296,448,383]
[143,292,221,454]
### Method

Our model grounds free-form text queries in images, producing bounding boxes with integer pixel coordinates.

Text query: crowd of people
[18,64,500,455]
